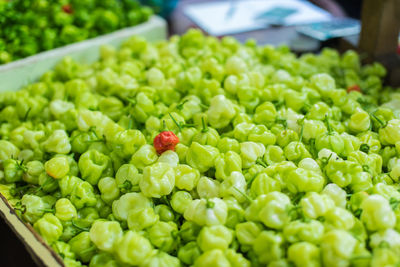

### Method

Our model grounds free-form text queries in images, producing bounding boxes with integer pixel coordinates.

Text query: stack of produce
[0,0,153,64]
[0,29,400,266]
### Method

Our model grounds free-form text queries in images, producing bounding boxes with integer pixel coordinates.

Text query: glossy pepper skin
[153,131,180,155]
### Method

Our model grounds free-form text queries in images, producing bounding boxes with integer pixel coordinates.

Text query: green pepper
[78,149,113,185]
[20,194,45,223]
[115,231,153,265]
[89,220,122,253]
[178,241,202,265]
[42,129,71,154]
[130,144,158,171]
[215,151,242,181]
[52,241,75,261]
[240,142,265,168]
[88,253,118,267]
[68,232,96,263]
[322,183,347,208]
[300,192,335,219]
[284,141,312,163]
[38,172,59,193]
[98,177,120,204]
[286,167,325,193]
[34,213,63,244]
[184,198,227,226]
[70,181,97,210]
[142,250,180,267]
[253,231,284,264]
[194,249,230,267]
[127,207,159,231]
[3,158,25,183]
[360,194,396,231]
[112,192,151,221]
[192,127,220,147]
[288,242,320,267]
[171,191,192,214]
[112,129,146,159]
[321,230,357,267]
[0,140,19,161]
[55,198,77,222]
[197,225,233,251]
[174,164,200,191]
[325,159,363,188]
[283,219,324,244]
[315,118,344,156]
[45,156,70,179]
[76,207,100,229]
[220,171,246,202]
[379,119,400,145]
[147,221,178,252]
[217,137,240,154]
[140,162,175,198]
[254,102,277,127]
[254,192,292,229]
[206,95,236,128]
[186,142,219,173]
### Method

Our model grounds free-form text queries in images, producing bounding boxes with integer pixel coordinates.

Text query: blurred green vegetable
[0,0,153,64]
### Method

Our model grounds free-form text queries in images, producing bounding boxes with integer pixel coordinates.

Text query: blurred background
[148,0,364,52]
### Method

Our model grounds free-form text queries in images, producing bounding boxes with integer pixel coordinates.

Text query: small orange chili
[153,131,179,155]
[62,4,73,14]
[347,84,361,93]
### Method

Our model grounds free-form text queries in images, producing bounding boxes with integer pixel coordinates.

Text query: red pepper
[153,131,179,155]
[347,84,361,93]
[62,4,73,14]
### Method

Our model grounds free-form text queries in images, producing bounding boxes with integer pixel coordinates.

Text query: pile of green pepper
[1,29,400,266]
[0,0,152,64]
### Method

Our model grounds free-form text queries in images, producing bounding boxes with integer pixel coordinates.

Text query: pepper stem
[118,180,132,192]
[390,198,400,210]
[39,208,55,213]
[199,103,209,109]
[206,199,215,209]
[201,116,208,133]
[370,112,386,127]
[15,159,28,172]
[126,97,136,105]
[275,117,287,129]
[35,177,52,193]
[127,114,134,130]
[320,153,333,166]
[309,138,317,158]
[72,221,90,232]
[350,255,372,261]
[298,118,305,143]
[169,113,182,132]
[360,144,370,154]
[80,246,97,255]
[256,158,267,168]
[14,205,27,214]
[324,115,333,134]
[233,187,253,203]
[176,99,189,110]
[246,175,257,186]
[23,107,32,121]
